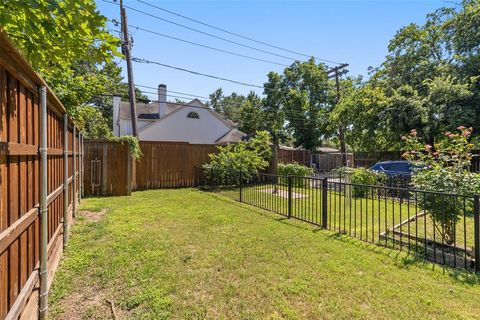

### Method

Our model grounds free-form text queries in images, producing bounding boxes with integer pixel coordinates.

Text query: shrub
[350,167,386,198]
[111,135,142,160]
[277,162,314,187]
[203,131,272,185]
[403,127,480,244]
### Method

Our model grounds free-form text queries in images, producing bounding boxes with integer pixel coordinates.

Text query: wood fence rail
[83,141,312,197]
[0,29,83,319]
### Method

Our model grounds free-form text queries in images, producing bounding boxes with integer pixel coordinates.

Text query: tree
[207,88,245,123]
[332,83,391,152]
[333,0,480,151]
[0,0,120,116]
[204,131,272,182]
[261,59,333,151]
[238,92,263,135]
[88,62,150,127]
[76,105,112,139]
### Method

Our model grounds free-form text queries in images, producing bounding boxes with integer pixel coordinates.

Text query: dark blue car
[369,160,415,176]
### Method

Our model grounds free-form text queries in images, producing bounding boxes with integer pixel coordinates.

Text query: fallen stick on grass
[107,299,118,320]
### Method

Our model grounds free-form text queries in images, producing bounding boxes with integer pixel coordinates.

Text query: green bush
[403,127,480,244]
[350,167,386,198]
[203,131,272,185]
[277,162,314,187]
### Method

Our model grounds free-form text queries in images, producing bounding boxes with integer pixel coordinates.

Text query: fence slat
[0,29,81,319]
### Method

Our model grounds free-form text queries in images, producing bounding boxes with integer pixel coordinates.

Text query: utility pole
[327,64,349,167]
[119,0,138,137]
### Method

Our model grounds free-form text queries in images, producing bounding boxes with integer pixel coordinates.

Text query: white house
[113,84,246,144]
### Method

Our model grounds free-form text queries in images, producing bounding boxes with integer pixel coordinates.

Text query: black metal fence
[203,170,480,272]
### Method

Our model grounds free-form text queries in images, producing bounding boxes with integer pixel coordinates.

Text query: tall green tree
[262,59,330,151]
[207,88,245,123]
[0,0,120,117]
[334,0,480,151]
[238,91,263,135]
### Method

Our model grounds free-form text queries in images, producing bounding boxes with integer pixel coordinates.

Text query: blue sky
[96,0,450,101]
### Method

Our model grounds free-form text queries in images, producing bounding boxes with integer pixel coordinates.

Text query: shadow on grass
[201,189,480,285]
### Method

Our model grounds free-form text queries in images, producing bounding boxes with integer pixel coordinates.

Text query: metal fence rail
[204,171,480,272]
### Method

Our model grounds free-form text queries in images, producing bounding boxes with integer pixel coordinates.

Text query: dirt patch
[259,188,308,199]
[79,209,107,222]
[55,285,129,320]
[56,286,108,319]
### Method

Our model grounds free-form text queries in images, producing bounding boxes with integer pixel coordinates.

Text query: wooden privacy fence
[0,30,83,319]
[83,141,314,196]
[83,140,131,196]
[277,147,311,167]
[135,142,217,190]
[312,153,354,171]
[83,141,217,196]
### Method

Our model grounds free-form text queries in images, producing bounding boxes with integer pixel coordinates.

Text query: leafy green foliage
[110,136,142,160]
[331,0,480,152]
[0,0,123,124]
[0,0,119,71]
[76,105,113,139]
[87,62,150,126]
[350,168,386,198]
[403,127,480,243]
[263,59,330,151]
[277,162,314,187]
[204,131,272,181]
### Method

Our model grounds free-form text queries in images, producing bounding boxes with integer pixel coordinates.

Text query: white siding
[139,107,231,144]
[118,119,153,136]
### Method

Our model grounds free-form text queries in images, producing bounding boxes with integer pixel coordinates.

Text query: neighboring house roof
[119,101,179,120]
[138,113,160,120]
[316,147,341,153]
[136,99,240,134]
[215,128,247,145]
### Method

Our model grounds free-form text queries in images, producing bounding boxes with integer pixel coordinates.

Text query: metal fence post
[239,171,243,202]
[79,134,83,202]
[72,127,77,218]
[39,85,48,319]
[322,177,328,229]
[288,176,292,218]
[474,194,480,273]
[62,114,69,248]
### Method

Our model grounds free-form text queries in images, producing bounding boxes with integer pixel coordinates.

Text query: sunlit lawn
[50,189,480,319]
[219,184,476,249]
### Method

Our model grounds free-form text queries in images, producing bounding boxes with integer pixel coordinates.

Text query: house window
[187,111,200,119]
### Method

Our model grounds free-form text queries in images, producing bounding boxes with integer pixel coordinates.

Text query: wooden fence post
[102,143,108,195]
[62,114,69,248]
[127,151,132,196]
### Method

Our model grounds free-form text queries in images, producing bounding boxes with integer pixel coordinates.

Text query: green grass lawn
[219,184,476,250]
[49,189,480,319]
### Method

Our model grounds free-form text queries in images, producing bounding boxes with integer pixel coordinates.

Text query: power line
[132,57,264,88]
[118,21,289,67]
[135,84,211,99]
[137,89,328,122]
[101,0,319,63]
[136,0,344,65]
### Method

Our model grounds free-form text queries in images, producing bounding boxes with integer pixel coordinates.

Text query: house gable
[138,105,232,144]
